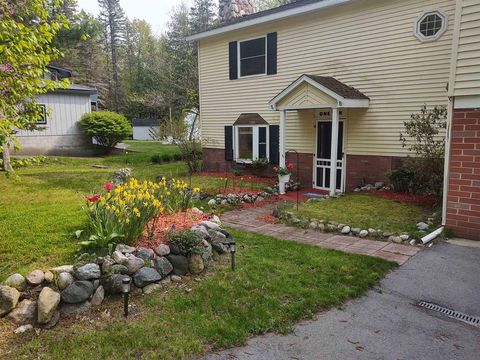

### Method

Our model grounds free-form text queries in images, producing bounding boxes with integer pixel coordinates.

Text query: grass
[282,193,432,234]
[103,140,181,166]
[0,142,266,280]
[7,229,395,359]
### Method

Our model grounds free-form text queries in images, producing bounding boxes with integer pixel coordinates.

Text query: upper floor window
[415,11,447,41]
[239,37,266,77]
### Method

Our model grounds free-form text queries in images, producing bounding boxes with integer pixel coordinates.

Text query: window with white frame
[234,125,268,161]
[415,11,447,41]
[238,36,266,77]
[36,104,47,125]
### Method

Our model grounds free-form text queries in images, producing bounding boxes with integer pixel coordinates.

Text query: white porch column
[329,108,339,196]
[279,110,286,167]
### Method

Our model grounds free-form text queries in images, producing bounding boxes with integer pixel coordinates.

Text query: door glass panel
[317,122,332,159]
[324,167,331,188]
[336,168,342,190]
[316,167,323,187]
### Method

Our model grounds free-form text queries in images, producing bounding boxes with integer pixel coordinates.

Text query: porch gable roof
[269,74,369,110]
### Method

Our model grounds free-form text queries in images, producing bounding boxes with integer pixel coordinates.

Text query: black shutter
[224,126,233,161]
[228,41,238,80]
[269,125,279,165]
[266,32,277,75]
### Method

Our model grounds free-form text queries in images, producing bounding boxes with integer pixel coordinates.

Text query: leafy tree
[0,0,69,172]
[98,0,126,111]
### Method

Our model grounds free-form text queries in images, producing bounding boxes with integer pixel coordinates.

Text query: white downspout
[329,108,339,196]
[279,109,286,168]
[442,97,454,226]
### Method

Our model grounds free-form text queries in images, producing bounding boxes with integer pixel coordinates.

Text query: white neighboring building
[14,66,98,156]
[132,119,160,140]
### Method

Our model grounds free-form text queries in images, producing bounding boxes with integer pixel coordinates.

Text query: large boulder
[110,264,129,275]
[153,257,173,278]
[57,272,74,290]
[166,254,189,276]
[154,244,170,257]
[60,301,91,316]
[74,263,101,280]
[101,274,129,295]
[188,254,205,274]
[0,285,20,316]
[136,247,155,261]
[26,269,45,285]
[4,274,27,291]
[37,287,61,324]
[6,299,36,325]
[133,268,162,288]
[61,281,94,304]
[200,220,220,230]
[124,254,145,274]
[115,244,136,254]
[112,250,128,264]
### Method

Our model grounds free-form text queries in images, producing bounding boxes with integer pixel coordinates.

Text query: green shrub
[167,230,203,254]
[79,111,131,148]
[151,154,162,164]
[161,153,172,162]
[173,153,183,162]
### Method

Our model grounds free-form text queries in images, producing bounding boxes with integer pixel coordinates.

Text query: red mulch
[256,214,278,224]
[367,190,438,208]
[136,209,210,249]
[197,172,277,186]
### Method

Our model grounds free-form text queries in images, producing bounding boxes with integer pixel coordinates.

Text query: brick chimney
[219,0,254,23]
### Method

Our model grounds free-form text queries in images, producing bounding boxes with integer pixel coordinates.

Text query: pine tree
[189,0,217,34]
[98,0,126,111]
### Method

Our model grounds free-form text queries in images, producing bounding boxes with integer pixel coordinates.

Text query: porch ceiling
[269,74,369,110]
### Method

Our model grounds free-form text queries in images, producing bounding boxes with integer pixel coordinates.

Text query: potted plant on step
[274,163,294,195]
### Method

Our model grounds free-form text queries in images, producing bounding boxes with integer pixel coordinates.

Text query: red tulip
[286,163,294,170]
[86,194,100,203]
[104,182,113,192]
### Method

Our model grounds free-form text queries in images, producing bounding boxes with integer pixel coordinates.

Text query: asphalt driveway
[203,241,480,360]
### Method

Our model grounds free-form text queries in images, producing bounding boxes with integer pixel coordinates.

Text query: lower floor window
[234,125,268,161]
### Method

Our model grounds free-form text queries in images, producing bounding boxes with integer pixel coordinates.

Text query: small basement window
[239,36,266,77]
[415,11,447,41]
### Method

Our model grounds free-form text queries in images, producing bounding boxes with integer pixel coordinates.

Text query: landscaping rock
[4,274,27,291]
[112,250,128,264]
[57,272,74,290]
[351,228,361,235]
[49,265,74,274]
[0,285,20,316]
[124,254,145,274]
[26,269,45,285]
[201,241,213,265]
[188,254,205,275]
[101,256,114,272]
[317,223,326,231]
[6,299,36,325]
[341,225,351,234]
[14,324,34,335]
[136,247,155,261]
[191,207,203,215]
[400,234,410,241]
[154,244,170,257]
[91,285,104,306]
[44,271,54,283]
[153,257,173,277]
[209,230,226,242]
[374,181,385,189]
[42,310,60,329]
[60,301,91,316]
[143,283,163,294]
[417,222,429,231]
[207,199,216,206]
[110,264,129,275]
[166,254,189,276]
[309,221,318,230]
[171,275,182,283]
[37,287,61,324]
[391,236,403,244]
[200,220,220,230]
[133,267,162,288]
[61,281,94,304]
[74,263,101,280]
[101,274,129,295]
[359,230,369,238]
[211,240,228,254]
[115,244,136,254]
[93,279,100,289]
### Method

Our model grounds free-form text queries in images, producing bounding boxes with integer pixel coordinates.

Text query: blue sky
[76,0,194,34]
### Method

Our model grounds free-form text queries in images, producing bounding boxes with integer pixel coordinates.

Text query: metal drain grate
[418,301,480,327]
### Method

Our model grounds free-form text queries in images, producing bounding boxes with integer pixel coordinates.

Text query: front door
[314,120,344,191]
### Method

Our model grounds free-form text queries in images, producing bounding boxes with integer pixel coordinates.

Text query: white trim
[329,108,339,196]
[447,1,462,97]
[454,96,480,109]
[269,75,369,110]
[413,10,448,42]
[187,0,354,41]
[279,110,286,167]
[237,35,267,78]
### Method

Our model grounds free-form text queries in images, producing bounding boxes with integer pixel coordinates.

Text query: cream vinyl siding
[198,0,455,156]
[450,0,480,97]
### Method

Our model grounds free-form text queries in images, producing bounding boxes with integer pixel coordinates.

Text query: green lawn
[282,193,432,234]
[103,140,181,166]
[8,229,395,359]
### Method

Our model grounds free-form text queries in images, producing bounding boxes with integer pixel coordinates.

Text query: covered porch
[269,75,369,196]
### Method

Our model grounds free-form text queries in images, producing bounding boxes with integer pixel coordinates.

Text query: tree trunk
[2,142,13,172]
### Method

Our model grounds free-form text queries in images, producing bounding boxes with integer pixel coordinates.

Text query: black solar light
[222,238,236,271]
[122,277,131,317]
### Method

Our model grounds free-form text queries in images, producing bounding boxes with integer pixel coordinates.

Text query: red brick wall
[446,108,480,241]
[345,155,404,190]
[286,152,314,187]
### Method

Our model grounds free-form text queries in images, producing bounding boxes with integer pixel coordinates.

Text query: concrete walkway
[222,203,420,265]
[203,241,480,360]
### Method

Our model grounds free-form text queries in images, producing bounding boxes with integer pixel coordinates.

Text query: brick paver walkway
[222,203,420,265]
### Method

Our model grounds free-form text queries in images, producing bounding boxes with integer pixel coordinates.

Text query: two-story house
[188,0,480,240]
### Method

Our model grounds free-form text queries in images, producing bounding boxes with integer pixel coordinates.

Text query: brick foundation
[445,108,480,241]
[346,155,404,191]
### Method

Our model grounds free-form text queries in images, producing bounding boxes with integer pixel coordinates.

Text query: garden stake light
[222,239,236,271]
[122,277,131,317]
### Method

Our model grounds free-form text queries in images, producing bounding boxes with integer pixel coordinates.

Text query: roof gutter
[187,0,353,41]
